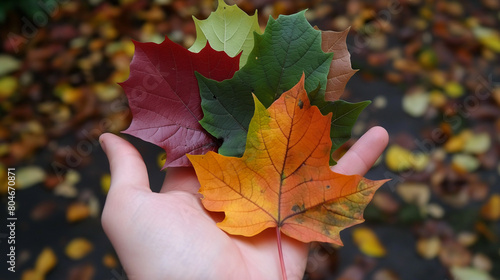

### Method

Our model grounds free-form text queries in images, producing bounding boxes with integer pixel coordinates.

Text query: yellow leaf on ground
[65,238,93,260]
[0,76,18,98]
[66,202,90,222]
[103,253,118,269]
[481,194,500,221]
[464,133,491,154]
[352,227,387,257]
[34,247,57,274]
[452,154,480,173]
[385,145,429,172]
[444,81,465,98]
[21,269,44,280]
[416,236,441,259]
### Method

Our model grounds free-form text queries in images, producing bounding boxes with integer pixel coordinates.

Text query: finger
[332,126,388,176]
[100,133,151,195]
[160,167,201,195]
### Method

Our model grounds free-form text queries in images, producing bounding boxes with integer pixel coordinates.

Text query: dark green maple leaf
[310,86,371,165]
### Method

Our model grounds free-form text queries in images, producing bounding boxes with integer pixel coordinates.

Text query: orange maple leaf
[188,75,387,245]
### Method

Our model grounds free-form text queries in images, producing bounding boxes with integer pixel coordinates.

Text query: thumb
[100,133,152,264]
[100,133,151,197]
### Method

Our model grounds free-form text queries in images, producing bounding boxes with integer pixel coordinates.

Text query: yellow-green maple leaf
[189,0,261,67]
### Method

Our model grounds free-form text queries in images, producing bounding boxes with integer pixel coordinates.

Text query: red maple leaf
[121,37,240,167]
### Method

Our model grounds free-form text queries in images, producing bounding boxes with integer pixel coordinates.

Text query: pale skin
[100,126,389,280]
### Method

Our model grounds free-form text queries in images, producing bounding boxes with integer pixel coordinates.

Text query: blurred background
[0,0,499,279]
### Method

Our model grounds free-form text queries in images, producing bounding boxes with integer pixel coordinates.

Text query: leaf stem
[276,227,287,280]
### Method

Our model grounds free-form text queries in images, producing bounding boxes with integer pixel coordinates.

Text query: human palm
[100,126,388,280]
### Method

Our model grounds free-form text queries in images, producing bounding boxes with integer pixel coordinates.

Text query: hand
[100,126,388,280]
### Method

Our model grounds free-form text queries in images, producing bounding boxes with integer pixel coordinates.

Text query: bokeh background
[1,0,499,279]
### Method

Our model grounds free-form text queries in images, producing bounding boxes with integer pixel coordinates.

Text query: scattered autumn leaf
[0,76,18,99]
[439,241,472,267]
[402,89,429,117]
[352,227,387,257]
[452,153,480,173]
[21,269,44,280]
[54,170,80,198]
[34,247,58,275]
[472,253,493,272]
[66,202,90,223]
[67,264,95,280]
[471,24,500,53]
[373,269,400,280]
[480,194,500,221]
[464,133,491,155]
[451,266,493,280]
[444,81,465,98]
[416,236,441,259]
[102,253,118,269]
[385,145,429,172]
[65,238,93,260]
[16,166,46,189]
[0,55,21,76]
[396,183,431,208]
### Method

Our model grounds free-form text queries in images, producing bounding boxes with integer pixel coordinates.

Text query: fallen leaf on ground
[65,238,93,260]
[34,247,57,275]
[472,253,493,272]
[396,182,431,207]
[452,154,480,173]
[451,266,493,280]
[464,133,491,154]
[439,241,472,267]
[102,253,118,269]
[16,166,46,189]
[480,194,500,221]
[385,145,429,172]
[416,236,441,259]
[66,202,90,223]
[21,269,44,280]
[352,227,387,257]
[402,90,429,117]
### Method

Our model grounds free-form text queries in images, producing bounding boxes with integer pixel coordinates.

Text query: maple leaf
[321,28,358,101]
[189,0,261,67]
[188,76,387,244]
[121,37,240,168]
